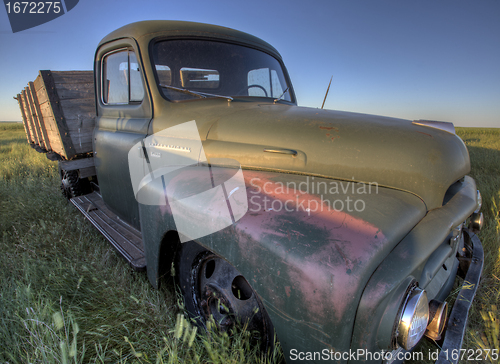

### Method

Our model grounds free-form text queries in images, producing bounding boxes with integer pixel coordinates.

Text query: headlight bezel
[395,285,429,351]
[474,189,482,214]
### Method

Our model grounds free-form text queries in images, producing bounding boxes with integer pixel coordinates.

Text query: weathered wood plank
[79,166,96,178]
[65,112,95,154]
[33,74,48,101]
[65,117,95,134]
[15,94,33,143]
[59,157,94,170]
[65,116,95,127]
[19,92,34,144]
[55,83,95,100]
[38,103,65,153]
[37,89,63,151]
[25,86,48,150]
[39,70,76,159]
[21,90,40,146]
[59,98,96,119]
[29,82,52,151]
[35,87,49,105]
[71,141,93,155]
[51,71,93,84]
[66,125,94,134]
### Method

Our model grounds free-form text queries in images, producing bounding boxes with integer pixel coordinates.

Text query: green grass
[0,123,283,363]
[1,123,499,363]
[407,127,500,364]
[455,128,500,364]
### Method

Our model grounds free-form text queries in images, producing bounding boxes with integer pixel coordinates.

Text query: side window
[248,68,270,97]
[102,49,144,105]
[247,68,286,99]
[270,70,284,98]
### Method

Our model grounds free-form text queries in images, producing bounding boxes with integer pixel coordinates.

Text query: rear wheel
[176,241,275,352]
[60,169,90,199]
[60,170,82,199]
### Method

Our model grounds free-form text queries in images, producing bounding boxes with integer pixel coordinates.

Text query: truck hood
[204,104,470,210]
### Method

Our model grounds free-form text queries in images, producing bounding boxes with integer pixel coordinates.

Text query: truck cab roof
[98,20,283,62]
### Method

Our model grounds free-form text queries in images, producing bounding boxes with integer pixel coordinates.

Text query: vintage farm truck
[15,21,484,363]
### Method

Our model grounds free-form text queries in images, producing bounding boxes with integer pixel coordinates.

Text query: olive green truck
[15,21,485,364]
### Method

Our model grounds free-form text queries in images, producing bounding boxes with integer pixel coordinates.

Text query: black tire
[176,240,275,353]
[60,170,89,199]
[60,170,81,199]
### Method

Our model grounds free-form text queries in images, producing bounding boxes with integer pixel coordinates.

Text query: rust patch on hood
[319,126,339,142]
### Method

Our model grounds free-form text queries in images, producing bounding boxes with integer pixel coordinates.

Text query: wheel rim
[60,170,81,199]
[191,251,269,337]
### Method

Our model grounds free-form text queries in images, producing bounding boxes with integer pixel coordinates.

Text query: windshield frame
[149,36,296,104]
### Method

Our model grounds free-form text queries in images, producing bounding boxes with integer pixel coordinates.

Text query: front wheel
[176,241,275,352]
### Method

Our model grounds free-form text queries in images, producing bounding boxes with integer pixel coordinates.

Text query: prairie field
[0,123,498,363]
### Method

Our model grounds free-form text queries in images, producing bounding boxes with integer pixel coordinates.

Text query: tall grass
[456,128,500,364]
[0,123,282,363]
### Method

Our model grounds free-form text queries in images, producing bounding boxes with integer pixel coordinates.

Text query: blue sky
[1,0,499,127]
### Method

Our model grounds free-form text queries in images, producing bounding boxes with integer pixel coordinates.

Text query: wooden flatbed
[15,70,95,160]
[14,70,145,270]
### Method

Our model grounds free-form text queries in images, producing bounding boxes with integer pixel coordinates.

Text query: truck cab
[17,20,484,364]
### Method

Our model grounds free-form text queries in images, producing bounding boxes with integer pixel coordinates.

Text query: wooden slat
[59,99,95,120]
[59,157,94,170]
[37,102,65,155]
[66,117,95,131]
[79,166,96,178]
[33,75,50,104]
[19,92,34,144]
[21,90,40,146]
[28,82,52,151]
[39,70,76,159]
[72,142,93,154]
[51,71,94,84]
[24,87,46,149]
[64,98,95,154]
[15,94,33,143]
[55,83,95,100]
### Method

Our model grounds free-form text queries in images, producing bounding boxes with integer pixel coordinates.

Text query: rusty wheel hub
[192,253,265,334]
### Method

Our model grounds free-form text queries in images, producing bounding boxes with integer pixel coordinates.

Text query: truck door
[94,39,152,230]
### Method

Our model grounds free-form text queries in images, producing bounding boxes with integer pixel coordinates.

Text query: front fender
[351,176,478,362]
[139,169,427,362]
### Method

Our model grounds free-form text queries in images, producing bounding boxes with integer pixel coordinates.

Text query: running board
[71,192,146,271]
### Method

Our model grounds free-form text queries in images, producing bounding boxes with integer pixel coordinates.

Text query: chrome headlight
[470,190,484,232]
[397,287,429,350]
[475,189,482,213]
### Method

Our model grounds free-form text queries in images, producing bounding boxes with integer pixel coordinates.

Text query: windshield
[152,39,293,102]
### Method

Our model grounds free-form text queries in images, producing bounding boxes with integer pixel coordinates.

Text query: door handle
[263,148,298,156]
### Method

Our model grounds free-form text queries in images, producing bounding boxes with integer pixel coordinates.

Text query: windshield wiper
[273,87,289,104]
[159,84,205,99]
[159,84,233,102]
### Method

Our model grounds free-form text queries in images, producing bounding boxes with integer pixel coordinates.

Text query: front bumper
[435,228,484,364]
